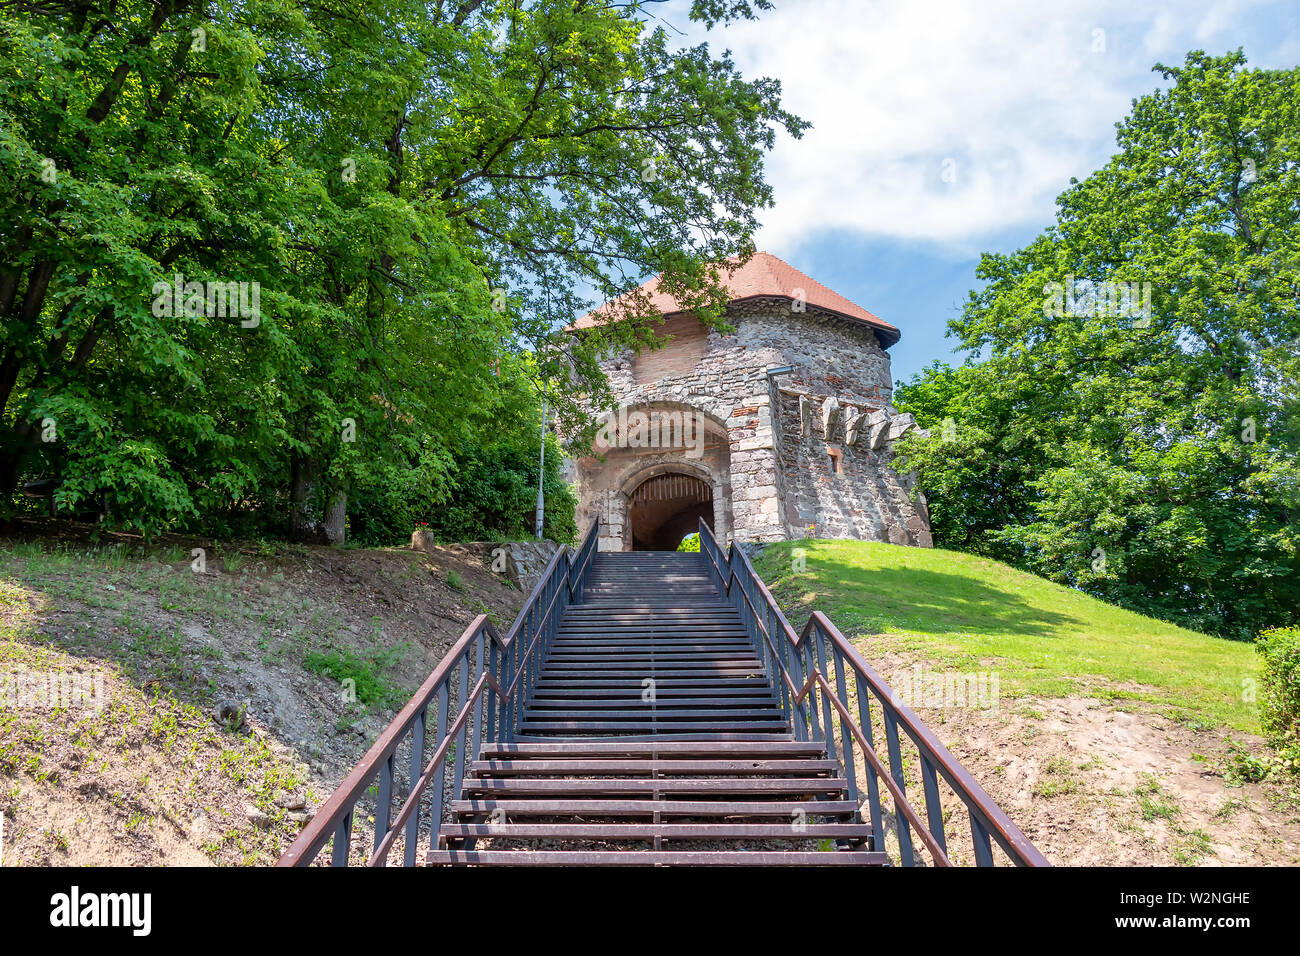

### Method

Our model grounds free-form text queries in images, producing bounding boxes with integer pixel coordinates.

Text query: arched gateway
[565,252,932,552]
[627,471,713,550]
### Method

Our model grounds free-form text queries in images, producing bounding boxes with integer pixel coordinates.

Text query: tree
[896,51,1300,639]
[0,0,803,541]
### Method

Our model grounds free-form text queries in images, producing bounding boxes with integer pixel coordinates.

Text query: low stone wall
[408,532,561,591]
[497,539,562,592]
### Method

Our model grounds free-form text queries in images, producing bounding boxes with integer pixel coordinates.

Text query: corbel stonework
[843,406,863,445]
[821,396,840,440]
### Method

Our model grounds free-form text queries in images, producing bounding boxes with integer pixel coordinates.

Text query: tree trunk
[0,420,37,495]
[323,490,347,545]
[290,455,347,544]
[289,455,322,542]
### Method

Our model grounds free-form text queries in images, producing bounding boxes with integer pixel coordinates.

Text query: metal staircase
[519,552,788,738]
[429,551,881,865]
[279,519,1047,868]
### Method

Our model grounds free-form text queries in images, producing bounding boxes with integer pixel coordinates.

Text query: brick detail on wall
[634,314,709,384]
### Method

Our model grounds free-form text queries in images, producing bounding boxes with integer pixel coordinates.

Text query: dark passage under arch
[628,472,713,551]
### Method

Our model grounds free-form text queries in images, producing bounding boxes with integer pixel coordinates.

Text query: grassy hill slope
[751,540,1297,866]
[753,540,1259,733]
[0,523,524,866]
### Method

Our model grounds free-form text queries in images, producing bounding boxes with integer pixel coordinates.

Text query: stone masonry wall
[571,298,931,549]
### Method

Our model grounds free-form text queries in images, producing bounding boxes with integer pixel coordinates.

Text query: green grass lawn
[752,540,1260,733]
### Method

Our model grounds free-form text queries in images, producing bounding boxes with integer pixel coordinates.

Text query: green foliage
[893,361,1038,552]
[344,363,576,546]
[1224,742,1274,784]
[0,1,799,543]
[303,646,406,710]
[895,51,1300,640]
[1257,627,1300,771]
[677,532,701,553]
[413,422,577,545]
[754,538,1260,732]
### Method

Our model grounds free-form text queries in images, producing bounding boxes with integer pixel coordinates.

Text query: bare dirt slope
[927,691,1300,867]
[752,539,1300,867]
[844,649,1300,867]
[0,521,523,866]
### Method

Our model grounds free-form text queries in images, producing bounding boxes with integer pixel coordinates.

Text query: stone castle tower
[565,252,931,552]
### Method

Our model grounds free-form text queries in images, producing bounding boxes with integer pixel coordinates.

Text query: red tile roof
[567,251,900,348]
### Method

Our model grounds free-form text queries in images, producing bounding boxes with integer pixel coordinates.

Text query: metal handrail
[697,518,1049,868]
[277,518,601,867]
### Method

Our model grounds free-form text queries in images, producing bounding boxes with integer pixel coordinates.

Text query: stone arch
[623,467,715,551]
[580,401,733,552]
[616,457,716,496]
[596,397,732,442]
[610,451,730,552]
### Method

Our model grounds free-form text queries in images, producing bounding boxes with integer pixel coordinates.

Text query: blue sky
[656,0,1300,384]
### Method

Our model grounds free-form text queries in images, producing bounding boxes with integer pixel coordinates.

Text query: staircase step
[450,798,860,816]
[439,823,870,840]
[480,740,827,757]
[537,665,764,674]
[524,698,780,710]
[534,681,766,688]
[469,758,838,775]
[459,777,848,796]
[427,849,887,866]
[513,731,794,742]
[520,707,781,719]
[518,721,789,734]
[530,687,775,698]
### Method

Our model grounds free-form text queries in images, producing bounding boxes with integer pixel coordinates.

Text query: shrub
[415,433,576,546]
[1256,627,1300,772]
[304,647,407,710]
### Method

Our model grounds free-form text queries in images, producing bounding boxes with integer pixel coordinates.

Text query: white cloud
[677,0,1287,252]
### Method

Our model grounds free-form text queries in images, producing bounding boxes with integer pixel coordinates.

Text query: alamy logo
[151,274,261,327]
[593,406,707,459]
[0,668,105,712]
[50,886,151,936]
[1042,275,1152,324]
[889,664,1000,712]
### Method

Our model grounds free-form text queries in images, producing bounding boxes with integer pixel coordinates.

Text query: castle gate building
[566,252,932,552]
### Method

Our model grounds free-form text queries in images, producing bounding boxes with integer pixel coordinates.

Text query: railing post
[767,607,792,722]
[854,673,885,850]
[919,756,949,859]
[831,644,859,809]
[812,621,836,753]
[509,619,523,740]
[569,545,583,605]
[970,816,995,867]
[403,707,427,867]
[882,709,915,866]
[525,603,537,711]
[785,632,807,741]
[452,656,471,797]
[428,683,450,856]
[330,809,353,867]
[486,640,499,742]
[471,628,486,763]
[504,621,520,738]
[802,638,823,742]
[373,751,395,865]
